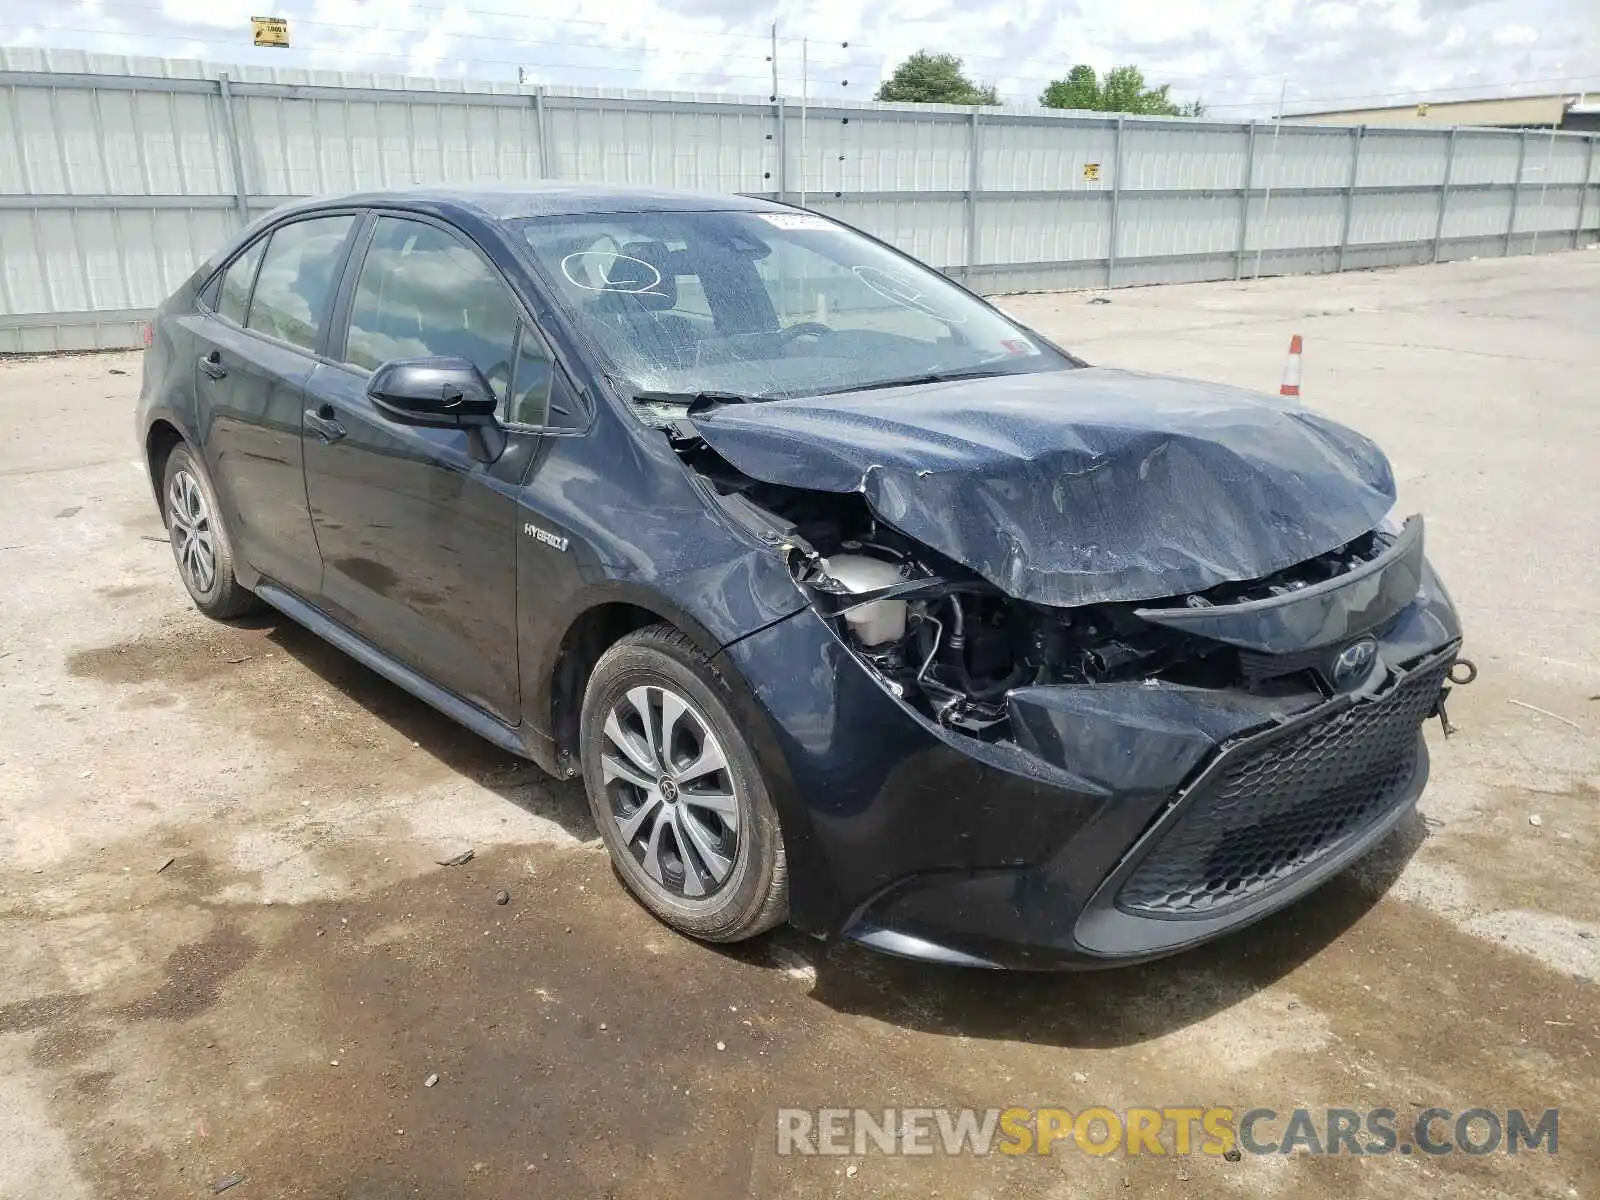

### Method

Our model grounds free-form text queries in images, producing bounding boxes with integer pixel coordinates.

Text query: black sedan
[136,185,1466,969]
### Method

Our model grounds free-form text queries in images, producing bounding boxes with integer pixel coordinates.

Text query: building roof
[1287,93,1584,128]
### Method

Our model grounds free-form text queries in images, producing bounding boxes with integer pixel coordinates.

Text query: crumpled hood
[691,367,1397,607]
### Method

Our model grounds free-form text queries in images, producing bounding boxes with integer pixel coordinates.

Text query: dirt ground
[2,252,1597,1199]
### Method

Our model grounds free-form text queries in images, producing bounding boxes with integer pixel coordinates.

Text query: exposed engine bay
[675,428,1404,743]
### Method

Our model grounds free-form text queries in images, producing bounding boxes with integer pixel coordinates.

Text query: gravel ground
[1,251,1596,1199]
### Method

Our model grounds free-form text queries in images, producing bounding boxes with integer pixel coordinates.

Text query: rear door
[302,213,556,723]
[193,213,358,598]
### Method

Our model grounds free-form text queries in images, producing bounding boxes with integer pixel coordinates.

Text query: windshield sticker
[560,251,665,295]
[756,212,836,231]
[851,265,970,325]
[1001,338,1036,355]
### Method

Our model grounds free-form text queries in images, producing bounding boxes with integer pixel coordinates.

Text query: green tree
[1039,64,1100,111]
[1102,66,1173,114]
[1039,64,1196,116]
[876,51,1000,106]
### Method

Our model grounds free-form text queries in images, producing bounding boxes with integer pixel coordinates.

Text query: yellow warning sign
[252,16,290,48]
[1082,162,1101,182]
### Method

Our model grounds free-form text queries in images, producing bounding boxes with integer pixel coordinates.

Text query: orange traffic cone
[1280,335,1303,398]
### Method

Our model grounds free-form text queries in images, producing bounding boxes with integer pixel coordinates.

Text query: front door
[302,214,552,724]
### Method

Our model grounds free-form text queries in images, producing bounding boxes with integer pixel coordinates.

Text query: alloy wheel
[601,684,741,900]
[167,469,217,595]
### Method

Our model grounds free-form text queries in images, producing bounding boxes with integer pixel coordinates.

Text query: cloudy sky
[3,0,1598,116]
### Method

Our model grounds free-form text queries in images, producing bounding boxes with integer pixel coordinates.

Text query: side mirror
[367,357,498,428]
[367,357,506,464]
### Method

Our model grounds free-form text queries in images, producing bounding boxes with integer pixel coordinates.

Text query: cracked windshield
[517,209,1070,411]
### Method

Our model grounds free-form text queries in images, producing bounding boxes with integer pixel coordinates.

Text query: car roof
[272,183,789,222]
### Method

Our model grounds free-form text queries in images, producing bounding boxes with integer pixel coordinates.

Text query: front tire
[579,624,788,942]
[160,444,261,619]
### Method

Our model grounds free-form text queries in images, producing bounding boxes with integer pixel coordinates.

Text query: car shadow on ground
[246,612,598,841]
[735,814,1429,1049]
[241,608,1426,1049]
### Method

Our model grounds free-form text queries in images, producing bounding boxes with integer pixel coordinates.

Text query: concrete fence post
[1235,122,1257,280]
[1505,129,1528,257]
[775,96,787,201]
[1107,114,1125,290]
[1431,126,1458,263]
[964,108,981,282]
[215,73,251,227]
[1337,125,1365,273]
[533,86,552,179]
[1575,135,1597,248]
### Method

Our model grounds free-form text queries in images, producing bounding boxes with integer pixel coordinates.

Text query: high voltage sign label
[252,16,290,48]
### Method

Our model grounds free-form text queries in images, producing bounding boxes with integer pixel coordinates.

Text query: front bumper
[718,558,1462,970]
[861,653,1448,969]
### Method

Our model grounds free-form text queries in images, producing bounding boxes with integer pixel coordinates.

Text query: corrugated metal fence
[3,46,1598,352]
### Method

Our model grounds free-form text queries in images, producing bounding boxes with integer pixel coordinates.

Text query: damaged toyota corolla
[139,186,1470,969]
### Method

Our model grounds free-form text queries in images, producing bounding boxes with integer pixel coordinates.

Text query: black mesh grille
[1238,645,1325,680]
[1118,655,1452,918]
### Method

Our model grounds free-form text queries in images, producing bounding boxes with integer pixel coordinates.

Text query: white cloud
[1309,3,1362,31]
[1491,22,1539,46]
[159,0,260,31]
[1,0,1597,115]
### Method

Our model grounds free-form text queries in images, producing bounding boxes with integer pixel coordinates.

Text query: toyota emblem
[1331,637,1379,690]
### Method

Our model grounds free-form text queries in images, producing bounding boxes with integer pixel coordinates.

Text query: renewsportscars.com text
[776,1106,1558,1158]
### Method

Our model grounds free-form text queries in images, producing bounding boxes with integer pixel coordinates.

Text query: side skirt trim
[254,582,531,760]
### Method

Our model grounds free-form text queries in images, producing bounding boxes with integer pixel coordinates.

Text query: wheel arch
[144,417,188,514]
[550,594,825,932]
[539,589,822,913]
[542,589,732,771]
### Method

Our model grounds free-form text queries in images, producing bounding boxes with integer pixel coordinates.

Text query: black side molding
[254,582,531,760]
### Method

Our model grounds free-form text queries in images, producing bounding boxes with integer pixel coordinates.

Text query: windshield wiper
[630,389,767,414]
[807,366,1015,397]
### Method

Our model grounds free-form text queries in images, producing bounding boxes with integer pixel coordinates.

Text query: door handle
[199,351,227,381]
[304,406,347,444]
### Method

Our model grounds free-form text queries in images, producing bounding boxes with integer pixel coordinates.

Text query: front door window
[344,217,520,403]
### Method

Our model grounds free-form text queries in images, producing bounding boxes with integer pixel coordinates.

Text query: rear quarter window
[216,239,266,326]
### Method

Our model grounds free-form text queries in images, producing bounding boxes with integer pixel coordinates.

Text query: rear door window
[216,239,266,326]
[246,215,356,352]
[343,216,520,404]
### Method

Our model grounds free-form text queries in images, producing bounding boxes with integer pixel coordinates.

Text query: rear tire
[579,623,788,942]
[160,444,262,620]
